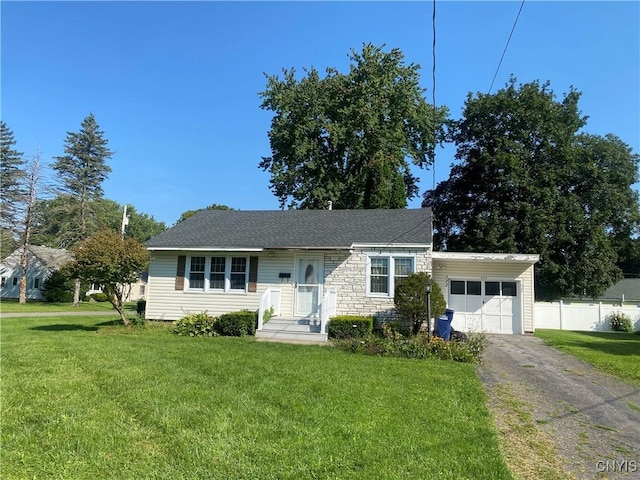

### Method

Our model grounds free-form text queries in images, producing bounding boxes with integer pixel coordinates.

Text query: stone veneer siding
[324,248,431,321]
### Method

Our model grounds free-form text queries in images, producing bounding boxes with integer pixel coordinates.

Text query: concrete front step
[256,317,328,345]
[255,330,328,345]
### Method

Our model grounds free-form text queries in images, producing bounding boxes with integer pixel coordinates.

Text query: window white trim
[366,253,416,297]
[186,255,249,293]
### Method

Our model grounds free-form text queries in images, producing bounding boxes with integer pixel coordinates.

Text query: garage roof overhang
[432,252,539,264]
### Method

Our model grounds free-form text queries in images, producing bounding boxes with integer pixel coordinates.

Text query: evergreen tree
[52,113,113,241]
[0,121,26,232]
[52,113,113,305]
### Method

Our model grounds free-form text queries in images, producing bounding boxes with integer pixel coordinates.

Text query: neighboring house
[85,272,148,302]
[145,209,539,335]
[597,277,640,306]
[0,245,73,300]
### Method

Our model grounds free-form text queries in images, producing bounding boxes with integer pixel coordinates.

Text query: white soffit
[432,252,539,264]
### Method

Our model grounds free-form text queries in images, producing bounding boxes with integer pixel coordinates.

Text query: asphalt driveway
[478,334,640,479]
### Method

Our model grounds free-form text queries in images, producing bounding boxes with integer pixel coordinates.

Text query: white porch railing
[258,288,281,330]
[320,290,337,334]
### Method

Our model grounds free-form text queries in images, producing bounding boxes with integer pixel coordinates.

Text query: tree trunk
[18,154,41,304]
[109,286,129,326]
[72,278,81,307]
[18,247,28,304]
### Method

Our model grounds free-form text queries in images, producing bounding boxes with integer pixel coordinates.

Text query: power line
[489,0,526,93]
[431,0,437,192]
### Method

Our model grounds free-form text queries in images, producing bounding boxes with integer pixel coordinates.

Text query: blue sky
[2,1,639,226]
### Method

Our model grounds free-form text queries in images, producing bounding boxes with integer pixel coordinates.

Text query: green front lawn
[0,299,135,313]
[1,315,512,479]
[535,329,640,385]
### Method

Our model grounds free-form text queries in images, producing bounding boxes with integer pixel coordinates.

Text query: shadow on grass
[30,319,123,332]
[31,324,99,332]
[95,319,123,327]
[550,331,640,357]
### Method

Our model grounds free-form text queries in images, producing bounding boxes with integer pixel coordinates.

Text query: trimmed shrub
[328,315,374,339]
[214,310,257,337]
[90,292,109,302]
[609,311,633,333]
[173,312,217,337]
[394,272,446,335]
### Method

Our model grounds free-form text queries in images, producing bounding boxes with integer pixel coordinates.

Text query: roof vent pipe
[328,201,332,210]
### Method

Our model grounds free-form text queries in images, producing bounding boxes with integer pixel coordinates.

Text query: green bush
[173,312,217,337]
[609,311,633,333]
[376,320,410,336]
[333,328,487,364]
[40,270,74,302]
[130,313,147,328]
[328,315,374,339]
[263,306,275,323]
[90,292,109,302]
[394,272,446,335]
[214,310,257,337]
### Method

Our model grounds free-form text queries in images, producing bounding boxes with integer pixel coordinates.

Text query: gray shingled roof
[1,245,73,270]
[601,278,640,302]
[146,209,432,250]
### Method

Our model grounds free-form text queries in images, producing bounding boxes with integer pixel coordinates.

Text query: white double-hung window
[187,255,249,292]
[367,254,415,297]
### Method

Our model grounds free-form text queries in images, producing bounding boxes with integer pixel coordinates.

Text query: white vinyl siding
[146,249,432,322]
[146,252,296,321]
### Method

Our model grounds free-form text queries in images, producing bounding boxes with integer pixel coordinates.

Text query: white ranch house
[0,245,73,301]
[145,209,539,342]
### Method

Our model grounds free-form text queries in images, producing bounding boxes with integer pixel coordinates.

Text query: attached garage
[431,252,539,334]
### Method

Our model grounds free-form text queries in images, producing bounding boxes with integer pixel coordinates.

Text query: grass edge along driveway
[534,329,640,386]
[1,315,512,480]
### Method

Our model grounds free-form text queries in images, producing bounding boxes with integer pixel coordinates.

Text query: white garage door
[447,280,521,334]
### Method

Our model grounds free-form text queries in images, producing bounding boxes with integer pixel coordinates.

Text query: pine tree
[52,113,113,305]
[0,121,26,232]
[52,113,113,241]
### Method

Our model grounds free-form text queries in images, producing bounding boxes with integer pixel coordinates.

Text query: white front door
[295,256,323,317]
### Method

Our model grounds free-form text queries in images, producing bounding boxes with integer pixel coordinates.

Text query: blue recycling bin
[436,309,455,340]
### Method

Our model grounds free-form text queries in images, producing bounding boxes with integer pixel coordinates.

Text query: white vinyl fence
[535,301,640,331]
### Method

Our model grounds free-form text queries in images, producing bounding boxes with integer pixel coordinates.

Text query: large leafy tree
[424,78,639,300]
[176,203,234,224]
[259,43,448,209]
[71,229,149,325]
[31,196,166,246]
[52,113,113,242]
[0,121,25,232]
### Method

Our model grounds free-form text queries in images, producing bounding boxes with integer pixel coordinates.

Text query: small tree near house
[394,272,446,335]
[70,229,149,325]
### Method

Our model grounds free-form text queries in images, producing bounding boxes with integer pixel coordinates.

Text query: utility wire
[431,0,437,192]
[489,0,525,93]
